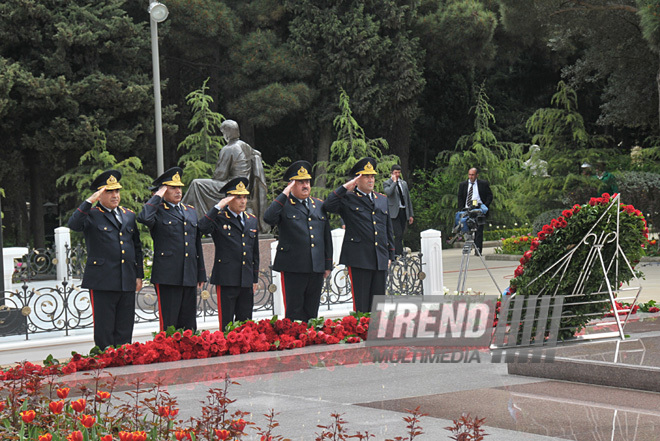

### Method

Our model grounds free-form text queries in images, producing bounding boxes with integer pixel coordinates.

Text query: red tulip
[80,414,96,428]
[38,434,53,441]
[215,429,231,440]
[231,418,247,432]
[57,387,70,399]
[158,406,170,417]
[20,409,36,423]
[70,398,86,413]
[175,430,191,441]
[131,431,147,441]
[49,400,65,414]
[118,432,133,441]
[67,432,83,441]
[96,391,111,401]
[100,435,113,441]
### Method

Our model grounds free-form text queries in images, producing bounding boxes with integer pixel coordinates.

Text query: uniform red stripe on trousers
[90,290,96,324]
[347,267,357,312]
[280,273,287,313]
[155,284,164,332]
[216,286,223,331]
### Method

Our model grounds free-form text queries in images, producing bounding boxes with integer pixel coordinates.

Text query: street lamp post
[149,1,169,176]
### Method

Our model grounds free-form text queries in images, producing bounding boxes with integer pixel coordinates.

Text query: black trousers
[392,208,408,256]
[90,289,135,350]
[281,272,324,322]
[348,267,387,313]
[155,284,198,332]
[475,224,485,253]
[217,285,253,331]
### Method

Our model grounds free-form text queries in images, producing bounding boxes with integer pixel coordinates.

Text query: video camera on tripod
[454,200,488,235]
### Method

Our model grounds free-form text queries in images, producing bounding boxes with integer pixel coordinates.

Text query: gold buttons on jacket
[311,244,315,248]
[185,253,189,257]
[375,242,378,246]
[119,232,123,236]
[121,259,125,263]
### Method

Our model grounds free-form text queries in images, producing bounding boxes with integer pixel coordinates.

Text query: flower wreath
[508,193,647,340]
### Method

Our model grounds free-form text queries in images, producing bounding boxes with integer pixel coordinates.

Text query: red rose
[537,232,546,241]
[530,239,539,251]
[562,209,572,218]
[514,266,524,278]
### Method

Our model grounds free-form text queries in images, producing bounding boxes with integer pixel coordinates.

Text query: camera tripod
[456,230,502,295]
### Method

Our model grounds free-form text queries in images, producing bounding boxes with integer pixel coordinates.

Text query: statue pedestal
[201,236,275,276]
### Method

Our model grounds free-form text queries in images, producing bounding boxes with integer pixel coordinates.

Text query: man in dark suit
[137,167,206,332]
[198,177,260,330]
[324,157,395,313]
[68,170,144,350]
[457,167,493,253]
[383,164,414,257]
[263,160,332,322]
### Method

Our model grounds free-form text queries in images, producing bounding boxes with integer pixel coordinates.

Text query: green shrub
[532,209,564,234]
[496,235,536,254]
[618,171,660,230]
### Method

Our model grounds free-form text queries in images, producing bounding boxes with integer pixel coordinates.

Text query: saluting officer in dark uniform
[68,170,144,350]
[324,158,395,313]
[198,177,260,330]
[137,167,206,332]
[263,160,332,322]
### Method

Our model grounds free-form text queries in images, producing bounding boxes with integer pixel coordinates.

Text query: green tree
[0,0,154,247]
[316,89,398,197]
[177,78,226,186]
[434,84,523,229]
[57,129,153,246]
[286,0,425,178]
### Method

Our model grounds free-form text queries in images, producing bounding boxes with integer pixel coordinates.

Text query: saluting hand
[343,175,361,191]
[87,187,106,203]
[282,180,295,196]
[217,195,235,210]
[155,185,167,197]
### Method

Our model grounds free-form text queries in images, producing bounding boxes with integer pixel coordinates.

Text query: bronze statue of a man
[182,120,269,232]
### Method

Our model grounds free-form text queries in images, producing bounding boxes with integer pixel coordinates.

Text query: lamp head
[149,2,169,23]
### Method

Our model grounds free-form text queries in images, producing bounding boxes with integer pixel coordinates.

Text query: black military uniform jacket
[323,186,395,271]
[137,195,206,287]
[263,193,332,273]
[68,201,144,291]
[198,206,260,288]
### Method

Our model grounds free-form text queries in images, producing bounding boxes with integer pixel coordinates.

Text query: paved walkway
[3,245,660,439]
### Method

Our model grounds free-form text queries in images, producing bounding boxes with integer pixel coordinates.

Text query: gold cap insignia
[101,173,122,190]
[364,162,374,173]
[228,179,250,195]
[296,166,312,179]
[163,170,185,187]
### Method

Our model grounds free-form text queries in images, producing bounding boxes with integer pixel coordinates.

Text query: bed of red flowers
[0,315,370,380]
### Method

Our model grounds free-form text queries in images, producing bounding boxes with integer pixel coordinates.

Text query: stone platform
[509,313,660,393]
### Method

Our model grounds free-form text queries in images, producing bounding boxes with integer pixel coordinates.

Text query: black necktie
[175,205,182,215]
[301,199,308,211]
[467,183,473,208]
[112,209,122,226]
[238,213,245,228]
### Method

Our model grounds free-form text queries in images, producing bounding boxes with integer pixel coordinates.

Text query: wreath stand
[509,194,643,343]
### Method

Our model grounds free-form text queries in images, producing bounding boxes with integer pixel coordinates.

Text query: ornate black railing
[386,251,424,296]
[12,248,58,282]
[0,251,422,340]
[0,268,275,340]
